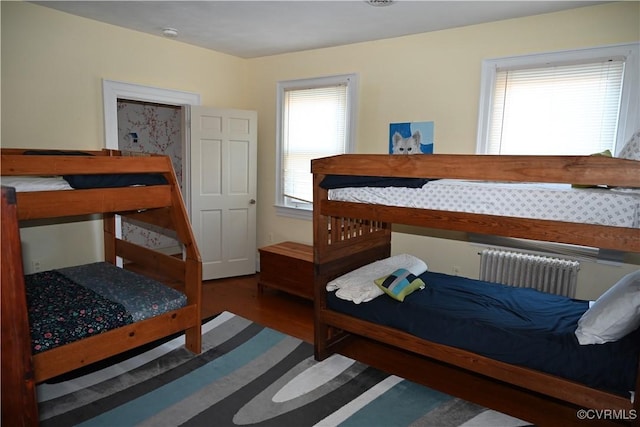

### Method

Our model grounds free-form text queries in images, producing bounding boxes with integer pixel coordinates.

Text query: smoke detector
[366,0,395,6]
[162,27,179,38]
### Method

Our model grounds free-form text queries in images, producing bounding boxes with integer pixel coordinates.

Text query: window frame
[476,42,639,155]
[275,73,358,220]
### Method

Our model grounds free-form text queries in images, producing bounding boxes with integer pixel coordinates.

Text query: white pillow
[326,254,428,304]
[575,270,640,345]
[617,129,640,160]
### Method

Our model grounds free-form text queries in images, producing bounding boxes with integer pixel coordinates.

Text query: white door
[188,106,258,280]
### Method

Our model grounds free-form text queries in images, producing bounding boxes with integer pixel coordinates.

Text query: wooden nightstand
[258,241,313,300]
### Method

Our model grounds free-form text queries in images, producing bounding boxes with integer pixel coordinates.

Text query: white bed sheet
[328,180,640,228]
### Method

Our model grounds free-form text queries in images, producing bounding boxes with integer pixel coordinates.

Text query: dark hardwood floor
[200,274,314,343]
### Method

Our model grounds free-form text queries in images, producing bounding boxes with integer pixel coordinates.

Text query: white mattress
[1,176,73,192]
[328,180,640,228]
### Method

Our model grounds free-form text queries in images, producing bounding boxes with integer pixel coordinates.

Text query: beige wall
[2,1,250,149]
[246,1,640,300]
[3,1,639,298]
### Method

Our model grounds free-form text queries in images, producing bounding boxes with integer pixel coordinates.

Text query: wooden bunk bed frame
[312,154,640,427]
[1,148,202,426]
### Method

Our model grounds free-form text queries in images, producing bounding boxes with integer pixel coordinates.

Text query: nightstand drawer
[259,241,313,300]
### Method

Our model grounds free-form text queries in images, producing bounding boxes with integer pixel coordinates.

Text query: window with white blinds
[477,43,639,155]
[276,74,357,217]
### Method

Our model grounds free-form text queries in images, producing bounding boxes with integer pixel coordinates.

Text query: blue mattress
[57,262,186,321]
[327,271,639,397]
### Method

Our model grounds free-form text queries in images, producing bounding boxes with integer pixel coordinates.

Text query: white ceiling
[34,1,608,58]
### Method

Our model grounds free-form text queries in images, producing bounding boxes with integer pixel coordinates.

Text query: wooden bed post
[103,212,117,265]
[184,257,202,353]
[164,158,203,354]
[1,187,39,426]
[313,172,330,360]
[312,164,393,360]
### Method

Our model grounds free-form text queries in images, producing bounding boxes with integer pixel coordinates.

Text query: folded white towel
[327,253,427,304]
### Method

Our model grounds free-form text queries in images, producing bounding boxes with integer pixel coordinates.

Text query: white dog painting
[391,130,422,155]
[389,121,434,155]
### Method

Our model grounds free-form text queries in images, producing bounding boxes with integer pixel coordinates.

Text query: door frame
[102,79,201,210]
[102,79,201,258]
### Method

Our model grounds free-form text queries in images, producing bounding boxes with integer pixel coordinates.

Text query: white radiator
[479,249,580,298]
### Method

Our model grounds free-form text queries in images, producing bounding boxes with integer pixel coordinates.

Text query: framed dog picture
[389,121,434,154]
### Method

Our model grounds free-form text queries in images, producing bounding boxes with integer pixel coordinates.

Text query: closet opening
[117,98,184,256]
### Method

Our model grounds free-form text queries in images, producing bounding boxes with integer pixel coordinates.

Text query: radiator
[478,249,580,297]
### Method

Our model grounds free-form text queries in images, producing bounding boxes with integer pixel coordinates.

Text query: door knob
[249,199,256,204]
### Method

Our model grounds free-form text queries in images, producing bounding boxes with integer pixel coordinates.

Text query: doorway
[102,79,200,208]
[102,80,258,280]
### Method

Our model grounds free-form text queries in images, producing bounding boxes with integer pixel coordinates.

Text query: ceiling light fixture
[162,27,179,38]
[366,0,395,6]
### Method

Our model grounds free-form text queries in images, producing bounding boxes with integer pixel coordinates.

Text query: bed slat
[123,207,175,231]
[321,200,640,253]
[15,186,173,220]
[312,154,640,187]
[32,305,199,383]
[116,238,186,282]
[1,153,172,176]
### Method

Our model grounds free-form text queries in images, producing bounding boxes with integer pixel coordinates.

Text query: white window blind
[487,60,624,155]
[282,84,348,207]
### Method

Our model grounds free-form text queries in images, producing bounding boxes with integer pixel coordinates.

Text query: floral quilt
[25,270,133,354]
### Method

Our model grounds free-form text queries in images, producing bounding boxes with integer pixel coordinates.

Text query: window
[275,74,358,218]
[477,43,639,155]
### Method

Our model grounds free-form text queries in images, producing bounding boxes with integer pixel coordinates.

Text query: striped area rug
[37,312,533,427]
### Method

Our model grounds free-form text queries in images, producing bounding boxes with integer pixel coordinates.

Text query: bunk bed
[312,154,640,426]
[1,148,202,425]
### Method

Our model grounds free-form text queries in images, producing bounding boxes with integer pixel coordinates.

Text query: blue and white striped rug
[37,312,533,426]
